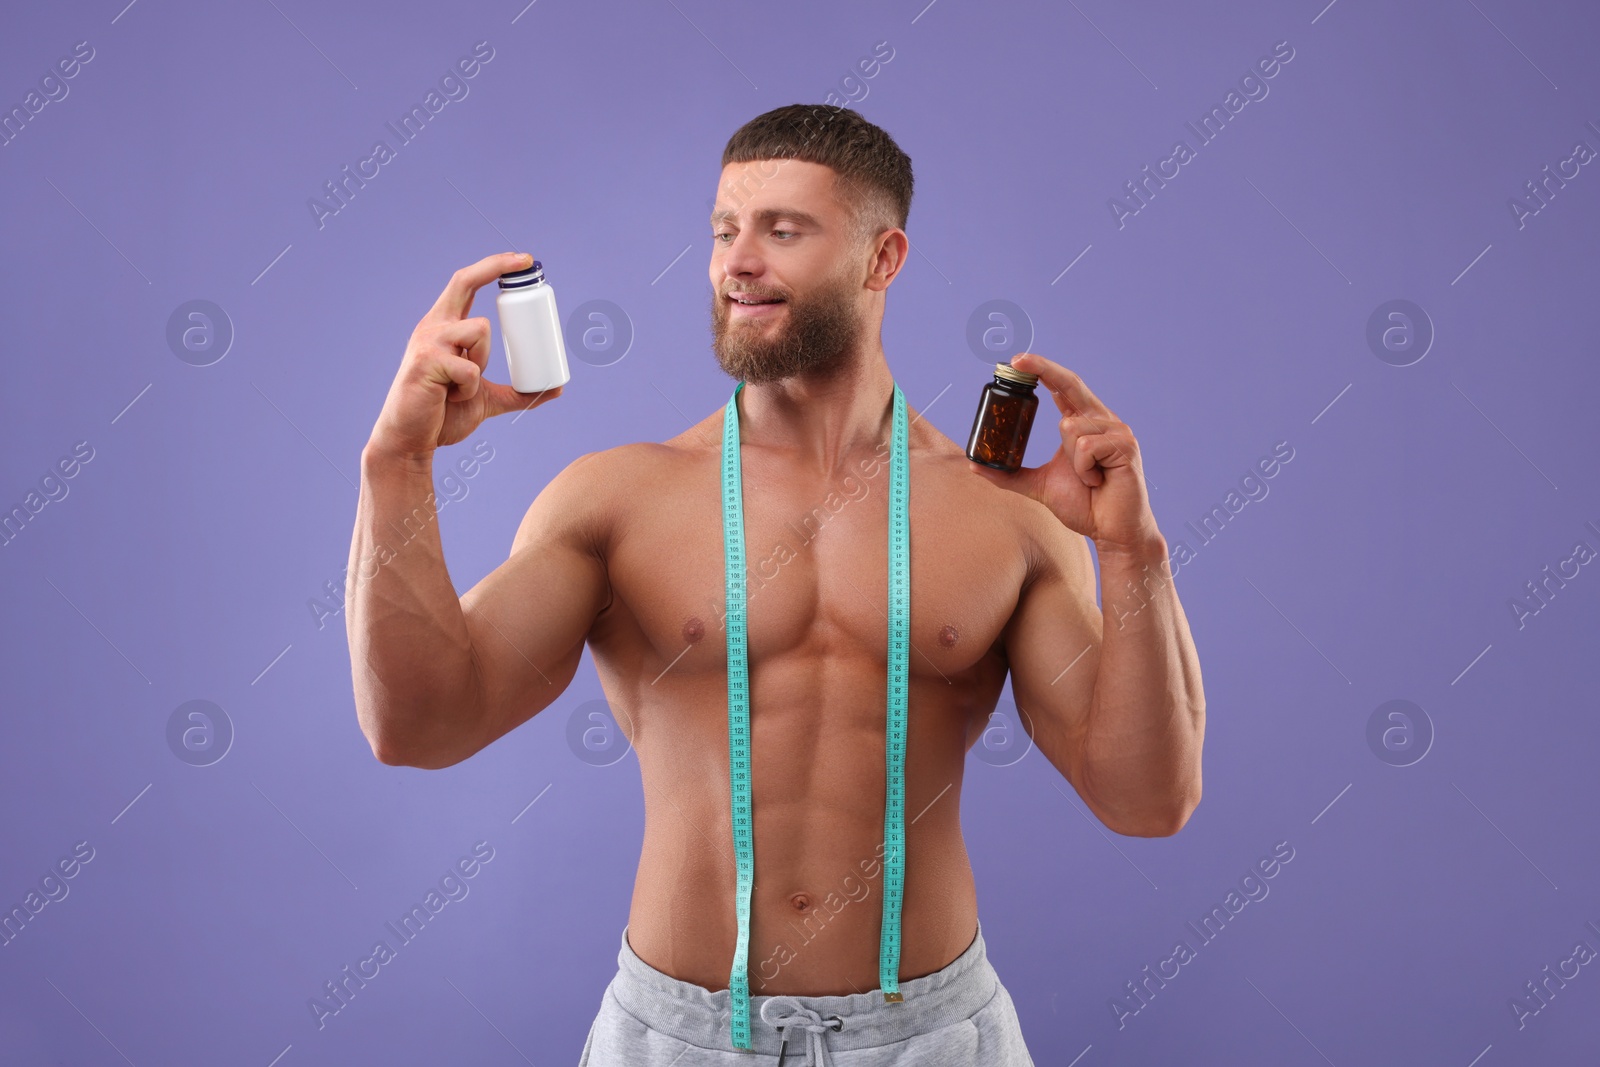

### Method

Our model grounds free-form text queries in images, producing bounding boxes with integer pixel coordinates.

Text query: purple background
[3,0,1598,1063]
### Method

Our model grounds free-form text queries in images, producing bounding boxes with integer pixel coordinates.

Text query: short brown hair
[720,104,914,244]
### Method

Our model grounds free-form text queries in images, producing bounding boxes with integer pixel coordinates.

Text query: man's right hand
[367,251,564,463]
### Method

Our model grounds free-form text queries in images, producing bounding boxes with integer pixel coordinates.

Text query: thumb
[482,379,563,419]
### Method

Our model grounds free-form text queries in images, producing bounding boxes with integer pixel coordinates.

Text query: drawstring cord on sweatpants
[759,997,845,1066]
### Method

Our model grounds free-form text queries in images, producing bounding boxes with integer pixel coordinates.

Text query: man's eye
[713,230,796,242]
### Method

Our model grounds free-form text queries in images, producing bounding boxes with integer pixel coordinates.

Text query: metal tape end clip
[884,991,904,1002]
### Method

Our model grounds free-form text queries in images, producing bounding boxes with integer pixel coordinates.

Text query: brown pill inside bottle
[965,362,1040,473]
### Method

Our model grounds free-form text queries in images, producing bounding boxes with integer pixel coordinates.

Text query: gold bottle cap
[994,362,1039,386]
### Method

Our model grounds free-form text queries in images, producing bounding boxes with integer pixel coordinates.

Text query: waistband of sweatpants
[609,919,998,1054]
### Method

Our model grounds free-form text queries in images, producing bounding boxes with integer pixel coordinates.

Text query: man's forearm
[346,444,483,766]
[1082,536,1205,835]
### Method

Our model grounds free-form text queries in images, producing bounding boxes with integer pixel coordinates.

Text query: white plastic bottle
[495,259,571,393]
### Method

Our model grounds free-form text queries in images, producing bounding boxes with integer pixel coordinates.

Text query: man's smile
[726,292,787,318]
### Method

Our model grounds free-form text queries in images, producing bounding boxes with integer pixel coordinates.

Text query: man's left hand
[966,352,1163,556]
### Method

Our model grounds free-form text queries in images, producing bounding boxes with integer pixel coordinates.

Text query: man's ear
[865,228,908,292]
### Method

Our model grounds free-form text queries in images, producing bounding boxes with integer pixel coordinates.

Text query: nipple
[938,624,960,648]
[683,616,706,643]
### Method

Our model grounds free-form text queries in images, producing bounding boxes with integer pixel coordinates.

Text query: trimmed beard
[709,268,864,385]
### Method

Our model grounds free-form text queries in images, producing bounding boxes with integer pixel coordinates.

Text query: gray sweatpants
[578,919,1035,1065]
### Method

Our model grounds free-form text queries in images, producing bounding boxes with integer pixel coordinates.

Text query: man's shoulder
[931,449,1092,591]
[541,427,716,518]
[539,444,656,523]
[531,428,717,565]
[563,432,712,487]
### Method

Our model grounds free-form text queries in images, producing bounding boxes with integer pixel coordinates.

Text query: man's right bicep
[460,452,613,751]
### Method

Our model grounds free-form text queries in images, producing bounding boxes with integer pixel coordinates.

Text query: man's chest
[600,455,1028,684]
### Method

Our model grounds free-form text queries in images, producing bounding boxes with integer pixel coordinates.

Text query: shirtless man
[346,104,1204,1064]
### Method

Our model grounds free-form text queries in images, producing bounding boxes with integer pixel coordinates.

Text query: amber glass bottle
[965,362,1040,472]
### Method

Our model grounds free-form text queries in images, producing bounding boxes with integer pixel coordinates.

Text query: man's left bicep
[1001,518,1103,791]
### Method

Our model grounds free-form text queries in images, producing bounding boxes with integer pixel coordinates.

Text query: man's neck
[735,355,897,475]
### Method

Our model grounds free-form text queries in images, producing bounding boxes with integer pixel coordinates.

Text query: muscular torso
[582,398,1045,997]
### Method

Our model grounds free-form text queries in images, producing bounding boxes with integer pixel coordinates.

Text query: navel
[683,616,706,643]
[789,892,814,912]
[938,624,960,648]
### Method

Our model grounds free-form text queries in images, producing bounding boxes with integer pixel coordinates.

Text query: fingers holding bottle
[368,252,553,461]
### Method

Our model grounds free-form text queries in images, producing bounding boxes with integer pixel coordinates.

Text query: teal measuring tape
[720,379,912,1050]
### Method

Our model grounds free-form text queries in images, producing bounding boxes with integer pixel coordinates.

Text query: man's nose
[719,229,767,278]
